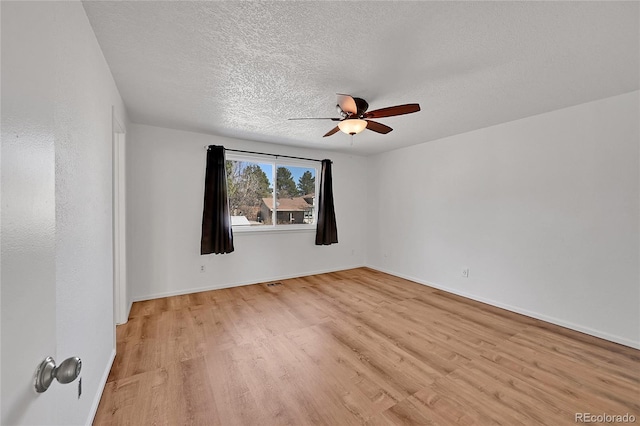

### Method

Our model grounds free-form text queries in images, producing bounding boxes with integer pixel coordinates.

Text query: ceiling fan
[290,94,420,137]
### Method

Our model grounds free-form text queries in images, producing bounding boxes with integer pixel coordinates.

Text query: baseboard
[86,348,116,426]
[365,264,640,350]
[132,263,367,302]
[123,299,133,324]
[115,300,134,325]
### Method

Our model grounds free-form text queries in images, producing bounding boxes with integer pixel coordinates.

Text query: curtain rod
[205,145,328,163]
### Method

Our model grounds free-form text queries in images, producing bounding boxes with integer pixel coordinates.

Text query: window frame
[225,152,319,233]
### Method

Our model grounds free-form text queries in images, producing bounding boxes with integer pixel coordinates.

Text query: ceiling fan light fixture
[338,119,367,135]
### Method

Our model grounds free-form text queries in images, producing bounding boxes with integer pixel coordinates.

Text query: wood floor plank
[96,358,219,426]
[95,268,640,425]
[264,334,369,425]
[519,326,640,381]
[479,339,639,416]
[286,323,408,403]
[352,306,478,375]
[319,319,439,394]
[377,301,500,360]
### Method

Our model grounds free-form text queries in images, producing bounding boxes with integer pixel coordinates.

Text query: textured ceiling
[83,1,639,155]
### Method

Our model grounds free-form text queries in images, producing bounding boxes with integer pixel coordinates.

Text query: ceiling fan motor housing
[353,97,369,117]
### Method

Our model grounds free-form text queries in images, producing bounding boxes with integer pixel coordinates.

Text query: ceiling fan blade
[323,126,341,137]
[365,120,393,134]
[289,117,341,121]
[337,94,357,115]
[365,103,421,119]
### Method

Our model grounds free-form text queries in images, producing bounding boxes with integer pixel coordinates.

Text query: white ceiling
[83,1,639,155]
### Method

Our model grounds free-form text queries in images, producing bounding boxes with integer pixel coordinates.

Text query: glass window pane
[275,165,316,225]
[226,160,273,226]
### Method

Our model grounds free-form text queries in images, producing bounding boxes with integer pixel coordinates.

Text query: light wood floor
[95,268,639,425]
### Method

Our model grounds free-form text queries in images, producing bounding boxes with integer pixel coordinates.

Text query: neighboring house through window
[225,153,318,231]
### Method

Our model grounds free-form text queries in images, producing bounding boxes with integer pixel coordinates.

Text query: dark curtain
[201,145,234,255]
[315,159,338,245]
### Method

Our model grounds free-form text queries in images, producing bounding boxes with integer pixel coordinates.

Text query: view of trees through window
[226,159,316,227]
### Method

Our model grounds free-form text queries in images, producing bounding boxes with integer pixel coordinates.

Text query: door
[1,2,60,424]
[2,3,122,424]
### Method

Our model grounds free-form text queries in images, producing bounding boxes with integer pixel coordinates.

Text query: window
[226,153,318,231]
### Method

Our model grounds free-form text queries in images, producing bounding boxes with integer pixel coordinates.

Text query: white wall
[1,1,128,424]
[127,124,367,301]
[366,91,639,348]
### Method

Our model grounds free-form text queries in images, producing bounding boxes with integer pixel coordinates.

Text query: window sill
[232,225,316,235]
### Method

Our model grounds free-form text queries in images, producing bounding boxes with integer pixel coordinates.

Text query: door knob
[35,356,82,393]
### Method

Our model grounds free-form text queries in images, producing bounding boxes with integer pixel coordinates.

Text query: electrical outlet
[462,268,470,278]
[200,265,205,273]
